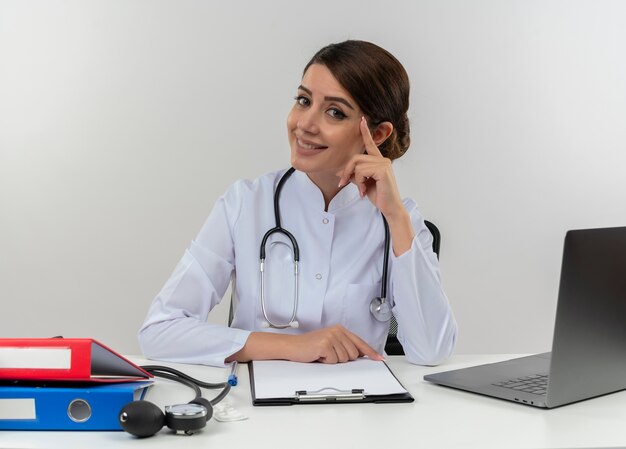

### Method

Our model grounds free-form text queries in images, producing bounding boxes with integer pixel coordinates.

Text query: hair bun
[381,114,410,160]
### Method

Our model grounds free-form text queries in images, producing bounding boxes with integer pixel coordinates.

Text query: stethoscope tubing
[258,167,391,328]
[380,214,390,300]
[259,168,300,329]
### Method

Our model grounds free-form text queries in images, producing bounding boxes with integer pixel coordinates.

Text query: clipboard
[249,359,414,405]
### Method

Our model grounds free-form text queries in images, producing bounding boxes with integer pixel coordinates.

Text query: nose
[295,108,319,135]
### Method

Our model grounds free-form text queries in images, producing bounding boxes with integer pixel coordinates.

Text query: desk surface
[3,354,626,449]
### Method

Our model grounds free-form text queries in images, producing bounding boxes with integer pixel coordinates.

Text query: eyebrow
[298,85,355,110]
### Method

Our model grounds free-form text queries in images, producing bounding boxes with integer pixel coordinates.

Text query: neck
[306,172,343,211]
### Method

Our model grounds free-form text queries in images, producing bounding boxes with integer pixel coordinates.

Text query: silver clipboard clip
[295,387,365,402]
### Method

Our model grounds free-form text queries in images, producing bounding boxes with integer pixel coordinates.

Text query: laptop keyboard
[493,374,548,395]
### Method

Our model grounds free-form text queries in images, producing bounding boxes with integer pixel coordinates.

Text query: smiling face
[287,64,365,182]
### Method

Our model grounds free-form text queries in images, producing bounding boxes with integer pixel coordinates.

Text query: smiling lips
[297,139,328,151]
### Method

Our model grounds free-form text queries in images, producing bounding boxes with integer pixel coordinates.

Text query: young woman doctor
[139,40,457,367]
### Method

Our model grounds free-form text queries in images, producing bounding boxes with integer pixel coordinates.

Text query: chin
[290,156,322,175]
[290,148,326,171]
[290,153,311,173]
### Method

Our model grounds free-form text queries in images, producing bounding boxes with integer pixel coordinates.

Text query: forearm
[384,207,415,257]
[395,291,457,366]
[391,238,457,365]
[139,317,251,367]
[226,332,294,363]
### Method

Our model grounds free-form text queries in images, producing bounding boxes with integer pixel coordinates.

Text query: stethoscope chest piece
[164,403,208,436]
[370,297,393,322]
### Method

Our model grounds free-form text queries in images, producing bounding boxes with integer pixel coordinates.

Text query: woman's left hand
[337,117,405,220]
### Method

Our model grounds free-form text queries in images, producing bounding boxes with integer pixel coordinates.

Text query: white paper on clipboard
[251,358,408,399]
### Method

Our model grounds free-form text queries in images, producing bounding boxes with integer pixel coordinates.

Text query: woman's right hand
[287,325,385,364]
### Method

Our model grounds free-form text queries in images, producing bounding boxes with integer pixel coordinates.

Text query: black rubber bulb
[118,400,165,438]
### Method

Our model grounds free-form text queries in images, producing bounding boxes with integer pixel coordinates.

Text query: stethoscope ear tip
[290,321,299,329]
[261,321,270,328]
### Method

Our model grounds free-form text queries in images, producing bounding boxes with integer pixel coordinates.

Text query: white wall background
[1,0,625,357]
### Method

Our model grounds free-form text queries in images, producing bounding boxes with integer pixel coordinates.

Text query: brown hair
[304,40,410,160]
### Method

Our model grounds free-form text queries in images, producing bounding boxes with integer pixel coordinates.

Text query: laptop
[424,226,626,408]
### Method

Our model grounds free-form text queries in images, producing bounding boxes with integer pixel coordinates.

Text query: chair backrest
[384,220,441,356]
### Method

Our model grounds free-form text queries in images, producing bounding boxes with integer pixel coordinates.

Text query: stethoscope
[259,167,392,329]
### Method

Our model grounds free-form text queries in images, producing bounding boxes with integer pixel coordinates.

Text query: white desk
[3,355,626,449]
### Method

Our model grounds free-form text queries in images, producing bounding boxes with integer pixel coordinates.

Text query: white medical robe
[139,169,457,367]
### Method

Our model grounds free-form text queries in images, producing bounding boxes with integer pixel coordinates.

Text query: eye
[294,95,310,107]
[326,107,347,120]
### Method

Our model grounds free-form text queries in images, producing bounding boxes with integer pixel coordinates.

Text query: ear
[370,121,394,147]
